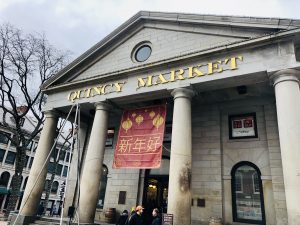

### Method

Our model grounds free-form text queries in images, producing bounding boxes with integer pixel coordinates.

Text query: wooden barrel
[209,217,222,225]
[104,208,116,223]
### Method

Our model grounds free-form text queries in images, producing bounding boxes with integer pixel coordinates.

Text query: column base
[8,213,37,225]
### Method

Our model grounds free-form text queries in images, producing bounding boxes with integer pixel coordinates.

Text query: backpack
[125,216,130,225]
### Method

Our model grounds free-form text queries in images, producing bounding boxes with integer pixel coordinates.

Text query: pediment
[43,11,300,91]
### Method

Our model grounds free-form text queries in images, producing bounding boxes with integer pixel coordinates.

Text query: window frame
[228,113,258,139]
[0,131,10,145]
[231,161,266,225]
[5,151,16,165]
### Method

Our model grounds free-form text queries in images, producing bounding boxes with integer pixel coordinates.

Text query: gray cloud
[0,0,299,58]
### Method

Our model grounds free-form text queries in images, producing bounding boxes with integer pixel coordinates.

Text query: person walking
[116,210,129,225]
[127,205,144,225]
[151,208,161,225]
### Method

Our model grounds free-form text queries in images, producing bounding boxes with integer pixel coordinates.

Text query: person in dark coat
[128,205,144,225]
[116,210,129,225]
[151,208,161,225]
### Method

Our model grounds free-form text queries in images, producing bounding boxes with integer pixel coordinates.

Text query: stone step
[29,217,68,225]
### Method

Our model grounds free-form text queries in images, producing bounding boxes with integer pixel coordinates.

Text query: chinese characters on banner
[113,105,167,168]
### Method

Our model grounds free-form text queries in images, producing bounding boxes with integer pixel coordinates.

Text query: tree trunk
[5,146,25,216]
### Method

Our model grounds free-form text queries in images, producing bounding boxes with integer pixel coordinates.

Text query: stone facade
[18,11,300,225]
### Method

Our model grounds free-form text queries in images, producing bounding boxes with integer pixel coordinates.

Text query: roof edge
[41,11,300,90]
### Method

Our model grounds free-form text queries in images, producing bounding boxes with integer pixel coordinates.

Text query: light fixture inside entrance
[149,184,157,189]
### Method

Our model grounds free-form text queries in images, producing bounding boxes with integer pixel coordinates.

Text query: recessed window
[5,151,16,165]
[0,149,5,162]
[132,42,152,62]
[0,131,10,144]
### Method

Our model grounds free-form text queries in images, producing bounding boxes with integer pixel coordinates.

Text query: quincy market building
[19,12,300,225]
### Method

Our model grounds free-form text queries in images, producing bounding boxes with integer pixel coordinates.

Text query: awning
[0,187,9,194]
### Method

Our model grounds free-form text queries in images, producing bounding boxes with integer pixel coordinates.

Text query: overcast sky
[0,0,299,59]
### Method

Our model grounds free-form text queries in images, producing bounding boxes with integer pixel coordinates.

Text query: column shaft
[168,88,194,225]
[63,123,88,217]
[20,111,58,216]
[272,69,300,224]
[79,103,109,224]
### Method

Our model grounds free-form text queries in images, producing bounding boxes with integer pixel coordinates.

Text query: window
[62,166,68,177]
[25,140,32,151]
[132,42,152,63]
[55,164,63,176]
[48,162,55,173]
[51,148,59,160]
[51,181,59,194]
[59,150,66,161]
[163,123,172,143]
[231,162,265,224]
[28,157,33,168]
[135,45,152,62]
[24,156,29,168]
[0,171,10,187]
[235,172,243,193]
[253,173,260,193]
[65,152,70,162]
[97,165,108,209]
[19,118,25,127]
[32,142,38,152]
[106,128,115,147]
[5,151,16,165]
[22,177,28,190]
[229,113,258,139]
[0,131,10,144]
[0,149,5,162]
[44,179,50,191]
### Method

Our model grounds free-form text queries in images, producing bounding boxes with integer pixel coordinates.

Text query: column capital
[94,102,112,111]
[269,69,300,86]
[171,88,195,100]
[44,110,59,119]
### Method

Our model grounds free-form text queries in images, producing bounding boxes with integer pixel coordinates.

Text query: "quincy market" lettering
[67,82,126,103]
[67,56,243,102]
[136,56,243,89]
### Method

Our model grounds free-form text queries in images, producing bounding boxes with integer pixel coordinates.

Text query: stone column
[270,69,300,224]
[168,88,194,225]
[20,110,58,216]
[79,102,110,224]
[63,123,88,217]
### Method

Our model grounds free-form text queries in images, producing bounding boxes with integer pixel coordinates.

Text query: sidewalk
[0,222,7,225]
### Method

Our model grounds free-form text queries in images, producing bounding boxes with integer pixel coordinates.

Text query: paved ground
[0,222,7,225]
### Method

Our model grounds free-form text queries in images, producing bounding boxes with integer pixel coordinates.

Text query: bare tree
[0,23,69,216]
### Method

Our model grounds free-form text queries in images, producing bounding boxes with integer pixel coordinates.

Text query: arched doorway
[231,161,266,224]
[0,171,11,210]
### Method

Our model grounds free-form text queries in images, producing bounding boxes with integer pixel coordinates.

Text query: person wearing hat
[151,208,161,225]
[127,205,144,225]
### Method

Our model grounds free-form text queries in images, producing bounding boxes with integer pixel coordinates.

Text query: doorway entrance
[143,174,169,225]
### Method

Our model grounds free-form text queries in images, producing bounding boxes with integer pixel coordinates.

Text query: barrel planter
[105,208,116,223]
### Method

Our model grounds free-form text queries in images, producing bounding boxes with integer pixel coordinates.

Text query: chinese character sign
[229,113,257,139]
[113,105,167,168]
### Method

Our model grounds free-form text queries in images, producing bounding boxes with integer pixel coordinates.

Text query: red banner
[113,105,167,168]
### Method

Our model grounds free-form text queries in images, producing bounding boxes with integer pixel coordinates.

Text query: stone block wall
[191,104,222,224]
[264,103,287,225]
